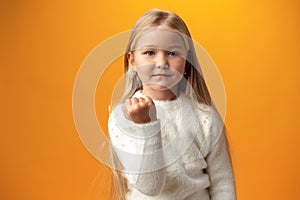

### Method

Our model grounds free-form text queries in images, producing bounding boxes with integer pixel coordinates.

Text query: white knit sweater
[108,91,236,200]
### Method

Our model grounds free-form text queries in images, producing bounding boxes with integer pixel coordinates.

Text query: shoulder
[193,102,224,155]
[194,101,222,125]
[178,94,223,129]
[197,102,211,113]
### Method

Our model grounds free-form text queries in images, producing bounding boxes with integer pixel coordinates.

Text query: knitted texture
[109,91,236,200]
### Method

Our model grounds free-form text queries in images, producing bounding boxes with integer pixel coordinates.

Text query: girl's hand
[122,96,157,124]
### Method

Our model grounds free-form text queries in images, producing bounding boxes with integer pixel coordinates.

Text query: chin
[143,80,181,91]
[147,84,177,92]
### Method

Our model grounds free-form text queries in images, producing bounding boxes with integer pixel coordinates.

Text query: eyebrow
[138,45,185,50]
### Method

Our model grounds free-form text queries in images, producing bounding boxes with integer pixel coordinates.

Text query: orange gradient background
[1,0,300,199]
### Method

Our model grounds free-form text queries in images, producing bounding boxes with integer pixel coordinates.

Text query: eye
[167,51,179,56]
[144,51,155,56]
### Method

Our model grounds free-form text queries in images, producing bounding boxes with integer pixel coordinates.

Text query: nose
[156,51,169,69]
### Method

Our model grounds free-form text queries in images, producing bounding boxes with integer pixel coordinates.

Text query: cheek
[136,68,148,76]
[135,66,153,81]
[171,59,186,74]
[134,55,153,66]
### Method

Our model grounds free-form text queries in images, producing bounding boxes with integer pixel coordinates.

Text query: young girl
[108,9,236,200]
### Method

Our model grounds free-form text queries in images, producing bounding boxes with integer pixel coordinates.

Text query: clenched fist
[122,96,157,124]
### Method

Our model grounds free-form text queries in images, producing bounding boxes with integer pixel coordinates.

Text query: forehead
[134,27,188,50]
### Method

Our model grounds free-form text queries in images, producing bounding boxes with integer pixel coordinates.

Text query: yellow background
[1,0,300,199]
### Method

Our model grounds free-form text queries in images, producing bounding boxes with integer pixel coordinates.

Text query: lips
[152,74,171,77]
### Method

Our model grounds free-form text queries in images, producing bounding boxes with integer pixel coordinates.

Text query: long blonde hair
[110,9,212,200]
[123,9,211,105]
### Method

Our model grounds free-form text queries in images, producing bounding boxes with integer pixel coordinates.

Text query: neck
[141,85,178,101]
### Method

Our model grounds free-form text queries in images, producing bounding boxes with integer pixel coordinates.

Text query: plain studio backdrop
[1,0,300,200]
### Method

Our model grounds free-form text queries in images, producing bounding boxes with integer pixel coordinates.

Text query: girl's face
[128,27,188,92]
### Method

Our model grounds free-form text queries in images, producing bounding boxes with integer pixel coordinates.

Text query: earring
[130,68,137,74]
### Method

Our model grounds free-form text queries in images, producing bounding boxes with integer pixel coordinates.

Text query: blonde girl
[108,9,236,200]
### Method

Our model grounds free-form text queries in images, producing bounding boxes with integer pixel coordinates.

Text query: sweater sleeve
[205,130,236,200]
[108,104,166,196]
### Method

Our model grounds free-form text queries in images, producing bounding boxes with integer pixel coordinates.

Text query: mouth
[152,74,171,77]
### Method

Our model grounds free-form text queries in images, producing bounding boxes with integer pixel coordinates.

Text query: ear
[127,52,135,70]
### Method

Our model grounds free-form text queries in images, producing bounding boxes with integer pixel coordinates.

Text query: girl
[108,9,236,200]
